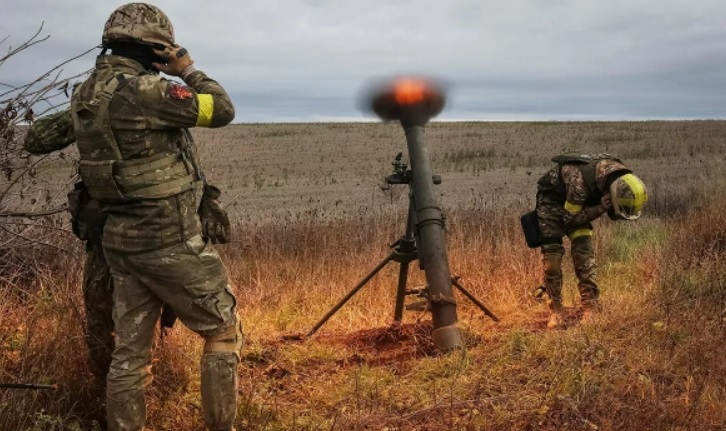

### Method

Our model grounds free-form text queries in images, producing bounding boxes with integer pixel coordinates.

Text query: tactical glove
[198,184,231,244]
[152,45,194,77]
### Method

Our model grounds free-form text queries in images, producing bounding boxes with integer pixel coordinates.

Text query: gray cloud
[2,0,725,121]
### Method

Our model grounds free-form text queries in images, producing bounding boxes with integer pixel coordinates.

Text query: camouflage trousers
[83,242,115,390]
[104,235,242,431]
[536,202,599,309]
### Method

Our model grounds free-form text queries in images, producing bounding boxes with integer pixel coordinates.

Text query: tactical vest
[537,153,624,206]
[70,74,198,203]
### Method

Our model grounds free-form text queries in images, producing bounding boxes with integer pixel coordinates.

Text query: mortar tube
[403,125,462,351]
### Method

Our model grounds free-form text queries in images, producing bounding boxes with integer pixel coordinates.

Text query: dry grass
[1,121,725,430]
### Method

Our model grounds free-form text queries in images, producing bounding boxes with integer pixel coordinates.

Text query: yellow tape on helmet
[620,173,647,210]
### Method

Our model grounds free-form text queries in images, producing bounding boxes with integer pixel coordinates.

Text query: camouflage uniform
[535,154,631,310]
[67,4,242,431]
[71,188,115,386]
[83,242,115,384]
[24,118,115,390]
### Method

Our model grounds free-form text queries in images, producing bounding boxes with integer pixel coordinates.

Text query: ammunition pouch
[68,181,107,245]
[521,210,543,248]
[80,153,197,203]
[78,160,126,202]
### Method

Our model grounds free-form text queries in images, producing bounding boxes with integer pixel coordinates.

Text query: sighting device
[307,78,499,352]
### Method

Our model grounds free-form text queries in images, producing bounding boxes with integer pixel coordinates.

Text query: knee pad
[203,316,243,359]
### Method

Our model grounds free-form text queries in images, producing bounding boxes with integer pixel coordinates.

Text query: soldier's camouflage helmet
[609,173,647,220]
[102,3,174,47]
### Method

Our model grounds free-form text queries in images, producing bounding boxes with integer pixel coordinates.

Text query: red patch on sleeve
[168,83,194,100]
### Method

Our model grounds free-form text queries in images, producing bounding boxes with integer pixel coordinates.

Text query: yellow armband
[564,201,583,214]
[196,94,214,127]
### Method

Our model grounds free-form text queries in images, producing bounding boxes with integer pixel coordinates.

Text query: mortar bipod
[306,154,498,339]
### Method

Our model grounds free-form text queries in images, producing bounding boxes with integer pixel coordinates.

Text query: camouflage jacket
[70,55,234,253]
[24,110,76,155]
[537,158,629,228]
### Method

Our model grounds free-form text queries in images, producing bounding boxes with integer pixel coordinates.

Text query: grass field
[1,120,725,430]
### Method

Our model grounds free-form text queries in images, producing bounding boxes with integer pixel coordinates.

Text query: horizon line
[228,117,726,125]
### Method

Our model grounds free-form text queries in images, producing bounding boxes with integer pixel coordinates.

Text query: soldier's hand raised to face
[152,45,194,77]
[600,194,612,209]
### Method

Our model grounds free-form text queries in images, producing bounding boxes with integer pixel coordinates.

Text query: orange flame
[393,78,434,105]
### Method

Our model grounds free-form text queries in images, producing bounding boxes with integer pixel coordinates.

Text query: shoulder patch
[134,74,162,91]
[168,83,194,100]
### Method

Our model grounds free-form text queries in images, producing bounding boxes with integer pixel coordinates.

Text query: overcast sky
[2,0,725,122]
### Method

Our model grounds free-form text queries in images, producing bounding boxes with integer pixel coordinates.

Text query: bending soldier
[534,153,647,328]
[26,3,242,430]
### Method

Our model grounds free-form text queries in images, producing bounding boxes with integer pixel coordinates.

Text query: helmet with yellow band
[609,173,647,220]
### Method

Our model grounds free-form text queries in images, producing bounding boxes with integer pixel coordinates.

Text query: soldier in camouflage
[535,153,647,328]
[25,117,115,405]
[62,3,242,430]
[68,184,115,387]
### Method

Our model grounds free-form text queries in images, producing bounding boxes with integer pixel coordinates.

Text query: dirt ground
[2,120,725,430]
[189,120,724,223]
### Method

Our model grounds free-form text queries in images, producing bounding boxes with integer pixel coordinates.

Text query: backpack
[551,152,622,194]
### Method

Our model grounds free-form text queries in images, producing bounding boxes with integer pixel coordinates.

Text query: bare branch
[0,154,50,203]
[0,224,74,254]
[0,49,95,100]
[0,207,67,218]
[0,22,88,259]
[0,383,57,390]
[0,81,21,90]
[0,23,48,65]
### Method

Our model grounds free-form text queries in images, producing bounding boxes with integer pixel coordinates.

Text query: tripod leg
[451,277,500,322]
[307,252,396,337]
[393,261,411,322]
